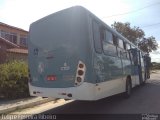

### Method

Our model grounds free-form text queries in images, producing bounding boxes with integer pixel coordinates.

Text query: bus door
[144,54,151,79]
[137,51,143,84]
[130,48,143,85]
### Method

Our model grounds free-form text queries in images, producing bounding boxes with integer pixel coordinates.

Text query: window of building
[0,30,17,44]
[11,33,17,44]
[92,21,102,53]
[5,32,10,41]
[0,30,6,38]
[20,36,27,47]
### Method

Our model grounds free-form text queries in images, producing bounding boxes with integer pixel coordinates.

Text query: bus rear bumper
[28,82,96,101]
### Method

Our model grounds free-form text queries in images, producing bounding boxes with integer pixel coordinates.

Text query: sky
[0,0,160,62]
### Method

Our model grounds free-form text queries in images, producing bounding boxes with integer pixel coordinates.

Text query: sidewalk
[0,97,55,114]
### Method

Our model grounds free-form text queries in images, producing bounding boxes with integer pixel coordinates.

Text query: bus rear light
[79,63,84,68]
[47,75,56,81]
[75,61,86,86]
[78,70,84,76]
[77,77,82,83]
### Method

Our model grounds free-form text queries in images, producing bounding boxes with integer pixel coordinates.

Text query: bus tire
[124,78,132,98]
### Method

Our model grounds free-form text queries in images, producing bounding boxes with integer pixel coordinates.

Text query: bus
[28,6,151,101]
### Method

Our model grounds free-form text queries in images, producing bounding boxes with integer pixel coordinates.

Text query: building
[6,48,28,62]
[0,22,28,63]
[0,37,19,63]
[0,22,28,48]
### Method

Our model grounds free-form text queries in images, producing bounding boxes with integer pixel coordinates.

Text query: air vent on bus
[75,61,86,86]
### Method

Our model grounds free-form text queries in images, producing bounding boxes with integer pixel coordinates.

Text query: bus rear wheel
[124,79,132,98]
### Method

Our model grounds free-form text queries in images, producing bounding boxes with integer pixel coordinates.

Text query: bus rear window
[92,21,102,53]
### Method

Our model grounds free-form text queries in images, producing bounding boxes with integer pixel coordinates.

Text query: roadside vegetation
[151,62,160,70]
[0,60,29,99]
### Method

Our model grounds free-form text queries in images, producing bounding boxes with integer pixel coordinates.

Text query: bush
[151,62,160,70]
[0,60,29,99]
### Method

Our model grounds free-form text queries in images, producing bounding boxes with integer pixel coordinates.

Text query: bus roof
[30,5,145,54]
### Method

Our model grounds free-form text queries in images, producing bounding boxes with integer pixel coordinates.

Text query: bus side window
[123,41,128,59]
[123,41,126,50]
[117,47,121,58]
[129,51,133,64]
[118,39,126,59]
[119,39,123,49]
[92,21,102,53]
[126,43,131,50]
[133,51,138,65]
[103,30,117,56]
[105,30,113,44]
[113,35,118,46]
[100,26,105,41]
[126,43,131,59]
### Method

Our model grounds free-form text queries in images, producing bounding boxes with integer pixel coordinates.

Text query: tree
[138,36,158,53]
[111,22,158,53]
[151,62,160,70]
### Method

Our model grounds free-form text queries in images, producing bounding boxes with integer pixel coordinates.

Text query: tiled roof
[7,48,28,54]
[0,22,28,32]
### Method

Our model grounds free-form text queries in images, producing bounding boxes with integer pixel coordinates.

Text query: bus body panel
[29,6,94,88]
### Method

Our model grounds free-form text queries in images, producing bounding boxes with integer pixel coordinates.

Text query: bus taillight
[47,75,56,81]
[78,70,84,76]
[79,63,84,68]
[77,77,82,83]
[75,61,86,86]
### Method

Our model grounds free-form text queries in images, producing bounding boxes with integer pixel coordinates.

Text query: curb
[0,98,55,114]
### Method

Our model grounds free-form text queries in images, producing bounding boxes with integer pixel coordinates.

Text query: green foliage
[138,36,158,53]
[111,22,158,53]
[151,62,160,70]
[0,60,29,99]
